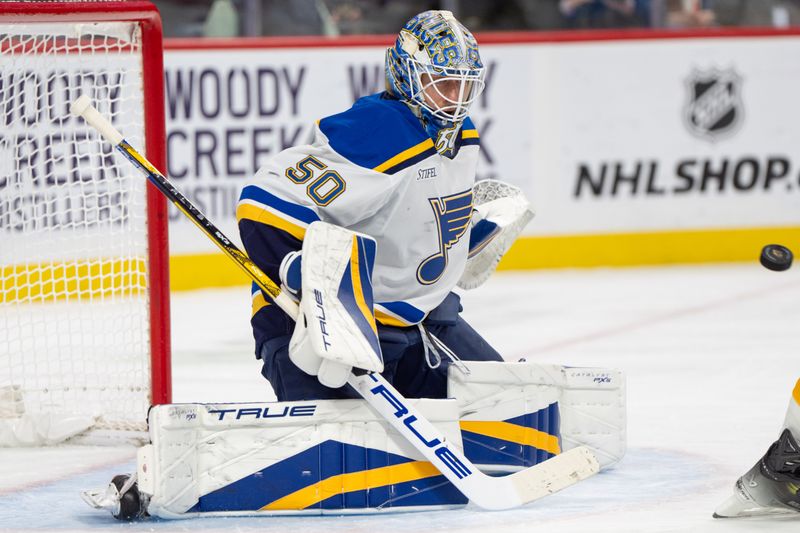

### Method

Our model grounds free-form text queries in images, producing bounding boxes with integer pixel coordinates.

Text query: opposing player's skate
[714,428,800,518]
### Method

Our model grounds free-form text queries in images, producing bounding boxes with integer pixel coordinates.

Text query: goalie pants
[258,292,502,401]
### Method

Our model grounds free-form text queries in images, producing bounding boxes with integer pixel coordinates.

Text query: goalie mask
[386,10,486,156]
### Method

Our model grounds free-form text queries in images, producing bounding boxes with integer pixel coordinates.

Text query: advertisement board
[162,31,800,287]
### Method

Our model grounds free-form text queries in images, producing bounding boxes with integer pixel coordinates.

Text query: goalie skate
[81,474,148,521]
[714,428,800,518]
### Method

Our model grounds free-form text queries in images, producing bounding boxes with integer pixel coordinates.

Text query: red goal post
[0,1,170,443]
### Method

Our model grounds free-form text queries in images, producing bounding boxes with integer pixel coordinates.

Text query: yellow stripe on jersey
[260,461,440,510]
[459,420,561,456]
[461,128,478,139]
[374,311,408,327]
[373,138,435,174]
[236,203,308,241]
[251,290,270,317]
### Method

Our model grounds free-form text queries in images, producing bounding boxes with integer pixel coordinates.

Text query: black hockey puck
[759,244,793,272]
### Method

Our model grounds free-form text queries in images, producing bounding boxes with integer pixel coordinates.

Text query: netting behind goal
[0,2,170,444]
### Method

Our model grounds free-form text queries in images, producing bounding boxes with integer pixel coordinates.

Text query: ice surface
[2,263,799,532]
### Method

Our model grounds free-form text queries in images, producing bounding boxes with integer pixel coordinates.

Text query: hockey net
[0,2,170,445]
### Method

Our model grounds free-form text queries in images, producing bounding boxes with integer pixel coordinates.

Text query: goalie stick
[71,95,599,511]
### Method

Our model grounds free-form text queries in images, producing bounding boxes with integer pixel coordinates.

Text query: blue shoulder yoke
[319,93,428,172]
[319,93,479,175]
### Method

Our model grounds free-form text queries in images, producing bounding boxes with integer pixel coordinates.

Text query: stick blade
[509,446,600,505]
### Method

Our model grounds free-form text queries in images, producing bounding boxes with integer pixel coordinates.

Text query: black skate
[81,473,149,520]
[714,428,800,518]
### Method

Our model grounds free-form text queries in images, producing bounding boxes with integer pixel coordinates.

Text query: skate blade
[714,508,798,519]
[80,486,121,514]
[714,493,796,519]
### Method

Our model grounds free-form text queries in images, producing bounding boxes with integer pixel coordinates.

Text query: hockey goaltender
[82,10,627,519]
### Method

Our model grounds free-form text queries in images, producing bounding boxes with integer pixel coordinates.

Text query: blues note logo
[417,190,473,285]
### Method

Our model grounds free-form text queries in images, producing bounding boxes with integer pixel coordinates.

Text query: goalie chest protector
[240,92,481,326]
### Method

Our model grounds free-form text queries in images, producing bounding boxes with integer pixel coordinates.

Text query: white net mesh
[0,21,152,439]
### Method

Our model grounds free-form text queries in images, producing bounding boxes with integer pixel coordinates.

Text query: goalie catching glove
[458,180,534,290]
[288,221,383,388]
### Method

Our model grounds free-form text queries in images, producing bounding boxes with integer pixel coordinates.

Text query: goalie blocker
[83,362,624,519]
[288,222,384,389]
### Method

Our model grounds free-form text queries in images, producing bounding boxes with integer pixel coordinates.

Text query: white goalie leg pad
[448,361,626,470]
[136,399,467,518]
[458,180,535,290]
[289,221,383,388]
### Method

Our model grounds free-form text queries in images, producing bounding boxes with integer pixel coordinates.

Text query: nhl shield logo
[684,68,743,141]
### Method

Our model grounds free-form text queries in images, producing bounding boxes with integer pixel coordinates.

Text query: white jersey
[238,93,480,326]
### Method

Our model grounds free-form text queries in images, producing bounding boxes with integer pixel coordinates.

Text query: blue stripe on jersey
[460,117,478,134]
[457,117,480,149]
[239,184,320,225]
[381,144,438,175]
[376,116,478,173]
[376,300,426,324]
[319,93,429,171]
